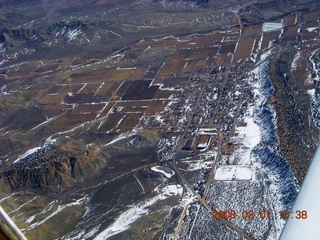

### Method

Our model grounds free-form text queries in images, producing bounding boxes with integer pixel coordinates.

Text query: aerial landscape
[0,0,319,239]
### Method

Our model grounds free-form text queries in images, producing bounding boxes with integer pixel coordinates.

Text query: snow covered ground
[308,49,320,82]
[13,147,42,164]
[250,50,299,237]
[229,112,261,165]
[13,137,56,164]
[215,166,253,181]
[185,160,212,171]
[151,166,175,178]
[262,22,283,32]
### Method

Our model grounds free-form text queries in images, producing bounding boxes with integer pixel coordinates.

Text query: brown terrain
[0,0,319,239]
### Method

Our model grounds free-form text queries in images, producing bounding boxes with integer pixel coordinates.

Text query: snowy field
[215,166,253,181]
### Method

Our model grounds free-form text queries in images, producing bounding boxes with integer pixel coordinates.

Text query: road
[174,199,196,240]
[235,13,243,32]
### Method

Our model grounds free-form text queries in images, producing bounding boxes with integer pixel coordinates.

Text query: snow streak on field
[291,51,301,71]
[94,184,182,239]
[24,198,85,231]
[262,22,283,32]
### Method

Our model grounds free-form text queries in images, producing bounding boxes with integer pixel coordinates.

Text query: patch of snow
[104,131,136,146]
[197,142,208,149]
[228,109,261,166]
[243,115,261,149]
[154,114,164,124]
[94,184,181,239]
[83,226,100,239]
[113,114,126,131]
[159,84,183,91]
[10,197,38,215]
[198,128,218,135]
[13,147,42,164]
[262,22,283,32]
[108,30,122,38]
[25,215,35,224]
[308,49,320,82]
[234,90,241,96]
[43,136,57,147]
[179,188,196,208]
[67,28,83,42]
[257,33,263,53]
[159,184,183,197]
[250,39,256,61]
[185,160,212,171]
[134,174,145,192]
[307,89,315,97]
[27,198,85,230]
[151,166,175,178]
[215,165,253,180]
[306,27,317,32]
[77,83,87,93]
[0,193,18,204]
[291,51,301,71]
[30,117,57,131]
[0,85,9,95]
